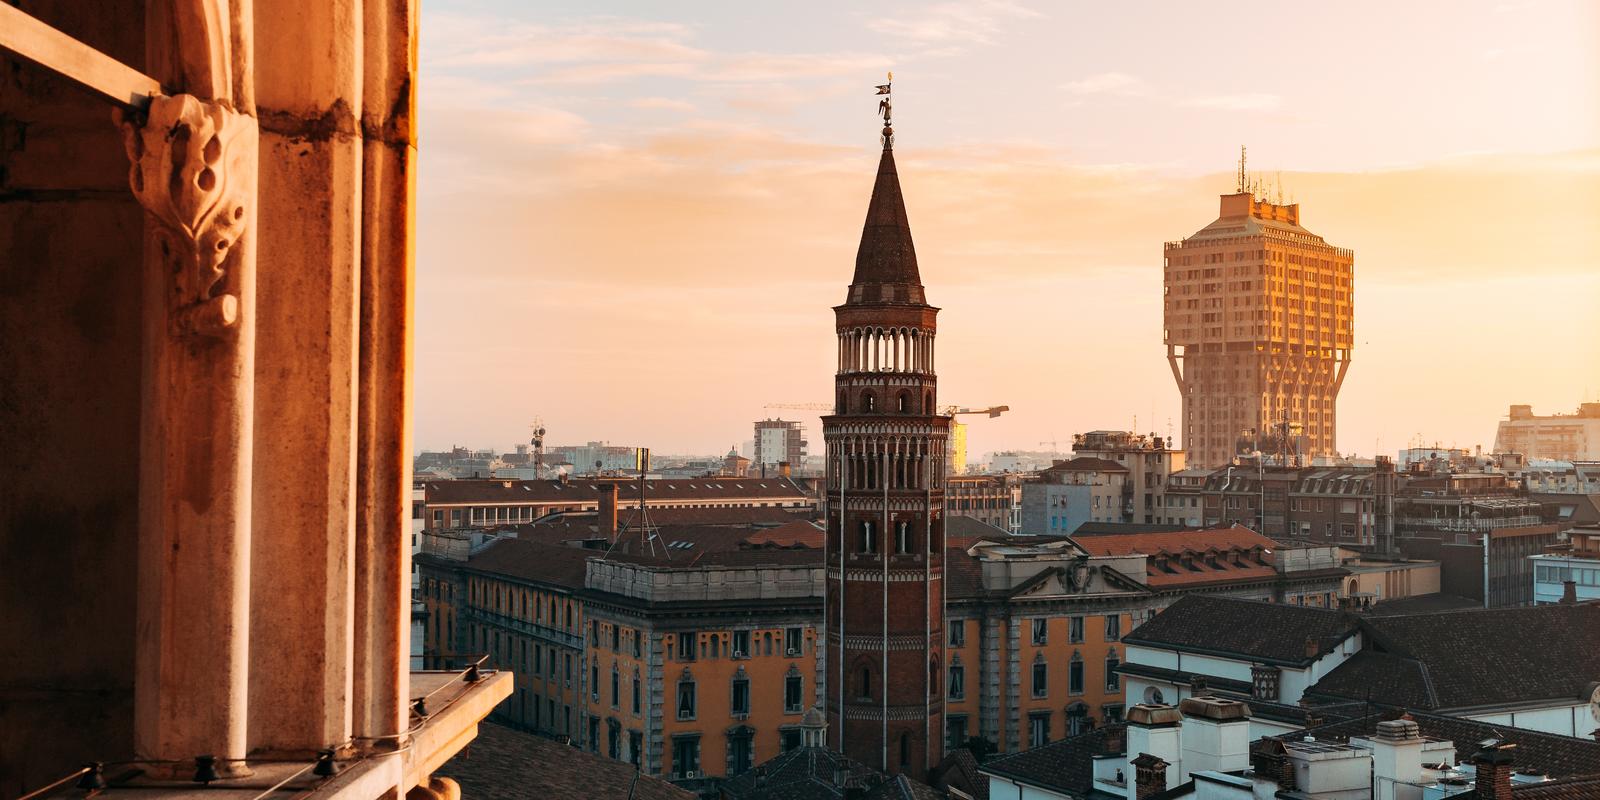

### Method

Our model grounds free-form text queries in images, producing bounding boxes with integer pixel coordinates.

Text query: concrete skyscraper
[822,103,949,780]
[1164,165,1354,468]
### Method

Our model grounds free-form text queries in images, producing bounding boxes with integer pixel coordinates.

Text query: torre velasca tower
[822,110,949,780]
[1164,171,1355,468]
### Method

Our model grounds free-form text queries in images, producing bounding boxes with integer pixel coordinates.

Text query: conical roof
[845,141,926,306]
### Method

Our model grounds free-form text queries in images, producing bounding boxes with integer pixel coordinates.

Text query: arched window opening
[895,520,911,554]
[858,520,876,554]
[864,392,876,413]
[898,392,910,413]
[858,666,872,700]
[900,732,911,766]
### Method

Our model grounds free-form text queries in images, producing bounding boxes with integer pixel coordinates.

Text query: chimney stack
[1131,753,1169,800]
[778,460,792,478]
[596,482,619,537]
[1561,580,1578,604]
[1471,741,1516,800]
[1124,705,1181,799]
[1178,696,1252,779]
[1367,717,1424,800]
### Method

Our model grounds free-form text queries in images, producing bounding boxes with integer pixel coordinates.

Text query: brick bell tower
[823,89,948,780]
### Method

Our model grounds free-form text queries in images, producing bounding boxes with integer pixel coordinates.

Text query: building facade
[754,419,808,473]
[822,120,949,780]
[1073,431,1187,525]
[1531,525,1600,604]
[417,533,826,793]
[1494,403,1600,462]
[420,476,814,530]
[1020,458,1130,534]
[947,474,1023,532]
[1164,187,1354,468]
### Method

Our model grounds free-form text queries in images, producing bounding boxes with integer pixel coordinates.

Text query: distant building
[946,473,1022,532]
[1495,403,1600,461]
[1020,457,1129,534]
[1072,431,1187,525]
[1531,524,1600,604]
[989,450,1068,474]
[1164,184,1354,468]
[550,441,644,475]
[753,419,807,474]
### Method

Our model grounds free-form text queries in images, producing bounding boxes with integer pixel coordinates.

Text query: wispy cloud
[1181,93,1282,111]
[1062,72,1146,96]
[866,0,1042,47]
[631,97,697,112]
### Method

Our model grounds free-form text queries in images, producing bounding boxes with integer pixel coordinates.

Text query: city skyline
[415,0,1600,458]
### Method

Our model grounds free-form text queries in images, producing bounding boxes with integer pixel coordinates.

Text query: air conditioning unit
[732,650,746,658]
[684,770,699,779]
[786,647,800,656]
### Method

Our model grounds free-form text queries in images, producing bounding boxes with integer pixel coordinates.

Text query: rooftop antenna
[1274,171,1284,205]
[1237,145,1247,193]
[529,418,546,479]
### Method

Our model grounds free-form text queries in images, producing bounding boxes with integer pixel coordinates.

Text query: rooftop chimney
[1125,705,1182,799]
[596,482,619,538]
[778,461,792,478]
[1367,718,1425,800]
[1251,665,1281,701]
[1472,741,1516,800]
[1131,753,1169,800]
[1561,580,1578,605]
[1178,696,1252,780]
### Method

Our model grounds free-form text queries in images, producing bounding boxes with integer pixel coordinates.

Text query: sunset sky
[414,0,1600,460]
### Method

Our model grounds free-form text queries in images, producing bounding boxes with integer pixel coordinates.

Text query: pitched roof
[452,537,597,589]
[1070,525,1297,589]
[846,144,926,306]
[1364,592,1483,615]
[1310,602,1600,710]
[438,722,695,800]
[745,519,825,548]
[979,725,1121,798]
[717,746,880,800]
[1122,594,1360,666]
[945,515,1018,544]
[945,546,986,599]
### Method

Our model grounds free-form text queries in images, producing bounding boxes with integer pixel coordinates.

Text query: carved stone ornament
[118,94,257,338]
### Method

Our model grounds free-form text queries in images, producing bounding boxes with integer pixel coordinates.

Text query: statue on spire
[876,72,893,147]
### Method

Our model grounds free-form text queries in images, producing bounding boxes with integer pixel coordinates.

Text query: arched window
[839,390,848,414]
[900,731,911,766]
[929,657,940,696]
[1066,702,1092,736]
[859,520,877,554]
[897,392,910,413]
[895,520,911,554]
[863,392,876,413]
[858,666,873,700]
[925,391,933,412]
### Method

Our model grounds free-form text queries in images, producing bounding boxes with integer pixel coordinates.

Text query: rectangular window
[611,668,620,706]
[1104,614,1121,641]
[947,715,969,751]
[948,621,965,647]
[785,674,803,713]
[672,737,700,779]
[730,733,753,774]
[895,520,910,554]
[677,680,696,720]
[732,678,750,715]
[1069,616,1084,643]
[1032,662,1047,698]
[948,665,965,700]
[1069,659,1084,695]
[1106,653,1121,691]
[678,632,696,661]
[859,521,876,553]
[633,676,641,714]
[591,663,599,700]
[781,728,802,753]
[733,629,750,656]
[1031,618,1047,645]
[1029,713,1050,748]
[629,731,642,768]
[785,627,803,655]
[611,626,621,651]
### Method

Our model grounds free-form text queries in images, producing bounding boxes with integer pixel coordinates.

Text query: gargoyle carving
[119,94,257,338]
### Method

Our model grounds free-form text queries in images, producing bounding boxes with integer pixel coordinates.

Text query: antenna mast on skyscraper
[1237,145,1247,193]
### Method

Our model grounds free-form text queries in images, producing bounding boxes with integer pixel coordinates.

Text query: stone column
[126,92,259,775]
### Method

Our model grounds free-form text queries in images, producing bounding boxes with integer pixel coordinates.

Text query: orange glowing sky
[415,1,1600,459]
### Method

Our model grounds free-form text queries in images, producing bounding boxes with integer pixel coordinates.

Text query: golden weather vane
[875,71,893,125]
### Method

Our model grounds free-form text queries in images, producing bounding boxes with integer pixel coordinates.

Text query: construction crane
[945,405,1009,419]
[764,403,832,412]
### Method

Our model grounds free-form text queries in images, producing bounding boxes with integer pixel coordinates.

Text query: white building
[1531,526,1600,604]
[1495,403,1600,462]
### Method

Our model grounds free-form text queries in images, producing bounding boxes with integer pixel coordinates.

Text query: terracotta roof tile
[438,722,694,800]
[1122,594,1360,666]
